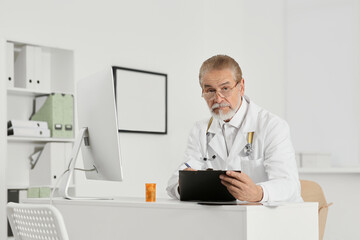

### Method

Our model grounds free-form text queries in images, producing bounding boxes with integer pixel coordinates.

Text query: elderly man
[166,55,302,202]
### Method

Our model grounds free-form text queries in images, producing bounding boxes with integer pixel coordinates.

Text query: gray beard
[210,97,242,121]
[211,108,236,121]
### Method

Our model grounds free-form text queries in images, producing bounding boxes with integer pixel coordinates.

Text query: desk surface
[25,196,316,209]
[24,197,318,240]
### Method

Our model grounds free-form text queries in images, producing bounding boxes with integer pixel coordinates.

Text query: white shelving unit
[0,39,75,240]
[7,87,53,96]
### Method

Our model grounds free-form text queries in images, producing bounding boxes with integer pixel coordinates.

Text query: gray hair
[199,55,242,87]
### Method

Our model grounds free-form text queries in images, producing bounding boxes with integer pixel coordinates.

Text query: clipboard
[179,170,241,202]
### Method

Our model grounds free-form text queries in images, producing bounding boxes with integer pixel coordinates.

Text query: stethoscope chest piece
[244,132,254,156]
[244,143,253,156]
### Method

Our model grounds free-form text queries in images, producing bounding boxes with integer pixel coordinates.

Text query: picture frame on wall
[112,66,167,134]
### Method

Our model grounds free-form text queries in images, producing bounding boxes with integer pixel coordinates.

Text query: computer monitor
[58,68,123,200]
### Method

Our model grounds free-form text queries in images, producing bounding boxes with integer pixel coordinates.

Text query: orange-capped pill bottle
[145,183,156,202]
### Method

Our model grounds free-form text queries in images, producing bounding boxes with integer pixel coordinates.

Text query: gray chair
[7,202,69,240]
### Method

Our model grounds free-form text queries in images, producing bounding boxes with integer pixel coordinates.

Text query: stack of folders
[14,45,51,91]
[7,120,50,138]
[31,93,74,138]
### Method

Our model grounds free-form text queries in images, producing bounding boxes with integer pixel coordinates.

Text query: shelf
[7,87,73,96]
[7,185,29,190]
[7,136,75,143]
[7,87,51,96]
[299,167,360,174]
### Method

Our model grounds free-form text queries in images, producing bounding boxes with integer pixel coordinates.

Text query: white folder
[14,45,35,89]
[34,46,42,90]
[6,42,14,88]
[41,50,51,91]
[29,143,73,186]
[7,120,49,129]
[8,127,50,137]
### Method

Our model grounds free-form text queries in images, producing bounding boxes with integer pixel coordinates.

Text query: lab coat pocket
[240,158,267,183]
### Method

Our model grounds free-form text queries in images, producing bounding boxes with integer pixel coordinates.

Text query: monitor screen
[77,68,123,181]
[57,68,123,199]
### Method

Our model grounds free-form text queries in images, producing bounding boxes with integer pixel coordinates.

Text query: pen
[184,162,191,168]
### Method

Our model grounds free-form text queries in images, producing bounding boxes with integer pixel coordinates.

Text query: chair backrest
[300,180,332,240]
[7,202,69,240]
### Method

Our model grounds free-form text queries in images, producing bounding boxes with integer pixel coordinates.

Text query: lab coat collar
[240,95,260,133]
[208,129,228,161]
[206,116,226,161]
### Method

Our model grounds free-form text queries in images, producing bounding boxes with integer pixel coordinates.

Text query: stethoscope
[202,117,215,161]
[244,132,254,156]
[202,117,254,161]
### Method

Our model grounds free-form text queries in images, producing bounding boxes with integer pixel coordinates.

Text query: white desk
[24,197,318,240]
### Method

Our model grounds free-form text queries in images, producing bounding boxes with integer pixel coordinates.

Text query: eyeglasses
[202,82,239,100]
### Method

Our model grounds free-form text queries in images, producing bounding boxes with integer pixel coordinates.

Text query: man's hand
[183,168,197,171]
[220,171,263,202]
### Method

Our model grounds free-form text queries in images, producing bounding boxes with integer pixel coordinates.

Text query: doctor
[167,55,302,202]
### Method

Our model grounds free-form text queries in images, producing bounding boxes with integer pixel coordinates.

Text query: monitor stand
[57,127,113,200]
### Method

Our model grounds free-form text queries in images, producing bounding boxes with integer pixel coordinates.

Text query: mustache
[212,102,231,110]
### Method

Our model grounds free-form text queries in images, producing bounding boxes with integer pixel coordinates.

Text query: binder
[6,42,14,88]
[26,187,51,198]
[14,45,35,89]
[39,187,51,198]
[31,93,74,138]
[7,120,48,129]
[29,142,73,187]
[63,94,74,135]
[27,187,40,198]
[8,127,50,137]
[34,46,42,90]
[40,50,51,91]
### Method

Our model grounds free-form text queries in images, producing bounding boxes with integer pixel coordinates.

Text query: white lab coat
[166,96,303,202]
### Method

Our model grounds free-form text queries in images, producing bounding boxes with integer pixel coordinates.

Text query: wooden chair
[7,202,69,240]
[300,180,333,240]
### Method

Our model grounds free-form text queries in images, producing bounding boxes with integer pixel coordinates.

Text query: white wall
[285,0,360,166]
[286,0,360,239]
[202,1,286,117]
[0,0,286,198]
